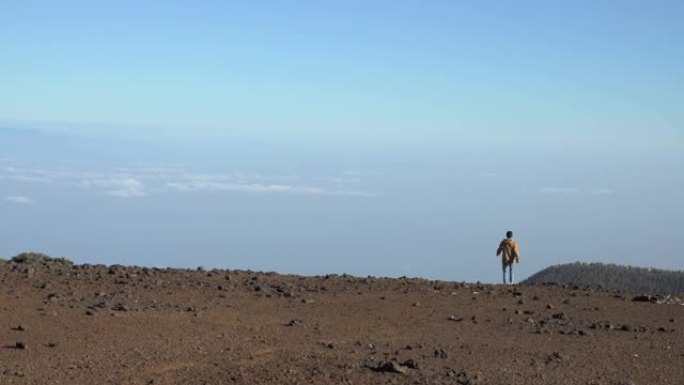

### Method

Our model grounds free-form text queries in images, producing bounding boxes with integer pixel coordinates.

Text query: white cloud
[314,176,361,184]
[164,180,378,197]
[343,170,384,177]
[330,190,379,197]
[540,187,580,195]
[161,171,378,197]
[4,196,33,204]
[1,166,53,183]
[165,181,325,195]
[117,166,185,174]
[0,166,107,184]
[539,187,615,196]
[0,174,54,183]
[81,178,148,198]
[1,162,378,198]
[589,188,614,196]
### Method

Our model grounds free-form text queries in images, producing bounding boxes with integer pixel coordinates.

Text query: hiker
[497,231,520,284]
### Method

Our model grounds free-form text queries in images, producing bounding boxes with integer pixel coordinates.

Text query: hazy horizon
[1,1,682,282]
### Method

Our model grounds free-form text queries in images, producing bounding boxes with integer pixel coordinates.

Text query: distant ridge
[522,262,684,294]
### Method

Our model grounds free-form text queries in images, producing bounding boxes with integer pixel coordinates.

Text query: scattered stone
[46,342,59,348]
[366,361,408,374]
[46,293,60,302]
[446,368,480,385]
[15,341,27,350]
[112,303,130,312]
[448,315,464,322]
[285,319,303,327]
[632,295,656,303]
[92,298,108,309]
[315,340,333,349]
[551,312,567,320]
[12,325,26,331]
[434,348,448,359]
[545,351,566,364]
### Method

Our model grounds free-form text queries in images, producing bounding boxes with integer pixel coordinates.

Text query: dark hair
[506,231,513,238]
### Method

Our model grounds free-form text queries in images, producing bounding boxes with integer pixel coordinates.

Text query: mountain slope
[522,262,684,293]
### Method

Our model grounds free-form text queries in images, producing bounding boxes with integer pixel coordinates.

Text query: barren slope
[1,262,682,385]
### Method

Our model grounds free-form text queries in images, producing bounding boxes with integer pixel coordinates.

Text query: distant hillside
[522,262,684,294]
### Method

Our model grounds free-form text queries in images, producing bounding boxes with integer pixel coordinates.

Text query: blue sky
[0,1,682,282]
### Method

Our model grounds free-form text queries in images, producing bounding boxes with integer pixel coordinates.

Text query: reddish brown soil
[0,262,682,385]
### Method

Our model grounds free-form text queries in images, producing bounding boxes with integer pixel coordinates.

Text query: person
[496,231,520,284]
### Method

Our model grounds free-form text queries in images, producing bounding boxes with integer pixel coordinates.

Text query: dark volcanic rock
[366,361,408,374]
[401,359,419,369]
[285,319,303,327]
[632,294,657,303]
[619,324,632,332]
[434,348,448,359]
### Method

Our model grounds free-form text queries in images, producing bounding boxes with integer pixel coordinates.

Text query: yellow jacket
[497,238,520,263]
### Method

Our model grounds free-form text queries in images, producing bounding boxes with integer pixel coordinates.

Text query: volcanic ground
[0,261,682,385]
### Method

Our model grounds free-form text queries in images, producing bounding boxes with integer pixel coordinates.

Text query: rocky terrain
[0,261,682,385]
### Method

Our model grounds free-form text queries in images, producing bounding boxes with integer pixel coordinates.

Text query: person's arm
[496,241,503,257]
[514,241,520,263]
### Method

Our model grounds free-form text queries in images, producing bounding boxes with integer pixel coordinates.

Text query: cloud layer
[4,195,33,204]
[81,178,148,198]
[0,163,379,199]
[539,187,615,196]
